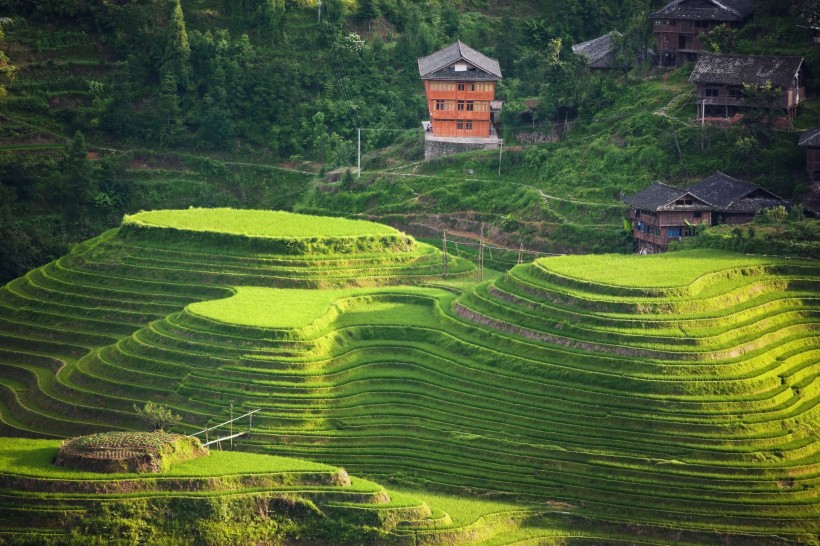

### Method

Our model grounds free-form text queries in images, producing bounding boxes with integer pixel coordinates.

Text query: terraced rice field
[0,210,817,545]
[0,437,438,542]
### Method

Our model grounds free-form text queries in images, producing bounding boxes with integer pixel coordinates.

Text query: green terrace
[0,210,817,545]
[0,437,450,543]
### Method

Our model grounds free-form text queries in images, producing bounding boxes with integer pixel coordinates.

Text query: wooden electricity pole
[477,223,485,282]
[518,242,524,265]
[442,228,449,279]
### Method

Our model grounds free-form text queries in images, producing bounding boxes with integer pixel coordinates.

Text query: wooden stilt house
[623,172,789,254]
[689,54,805,122]
[650,0,753,67]
[418,41,502,139]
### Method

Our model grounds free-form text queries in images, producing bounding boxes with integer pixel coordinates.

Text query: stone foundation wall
[424,140,498,160]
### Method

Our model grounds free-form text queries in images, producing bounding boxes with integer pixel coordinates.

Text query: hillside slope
[0,210,817,545]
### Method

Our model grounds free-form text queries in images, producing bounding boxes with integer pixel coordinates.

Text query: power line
[318,1,362,130]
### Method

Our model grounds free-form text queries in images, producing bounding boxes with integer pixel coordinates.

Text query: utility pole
[477,223,485,283]
[498,139,503,176]
[318,0,322,23]
[357,128,361,178]
[701,99,706,151]
[442,228,449,279]
[229,401,233,448]
[518,242,524,265]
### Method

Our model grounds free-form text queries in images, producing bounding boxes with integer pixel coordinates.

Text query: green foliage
[680,211,820,259]
[0,21,13,99]
[133,402,182,432]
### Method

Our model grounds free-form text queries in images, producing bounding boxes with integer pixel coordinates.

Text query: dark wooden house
[689,53,805,121]
[418,41,502,139]
[623,172,789,254]
[799,128,820,183]
[650,0,753,67]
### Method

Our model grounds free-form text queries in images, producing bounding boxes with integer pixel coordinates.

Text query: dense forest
[0,0,818,281]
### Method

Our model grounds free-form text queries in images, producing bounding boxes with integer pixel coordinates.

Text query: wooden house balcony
[697,87,805,110]
[634,231,670,248]
[653,23,677,32]
[698,95,744,108]
[426,89,496,101]
[430,109,492,121]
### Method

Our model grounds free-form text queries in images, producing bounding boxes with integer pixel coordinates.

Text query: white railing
[190,408,261,449]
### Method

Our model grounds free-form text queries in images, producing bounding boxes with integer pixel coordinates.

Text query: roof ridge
[709,0,739,16]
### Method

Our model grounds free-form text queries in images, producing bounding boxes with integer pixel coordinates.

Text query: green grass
[0,438,339,479]
[188,286,442,329]
[390,486,531,527]
[123,208,400,239]
[536,249,785,288]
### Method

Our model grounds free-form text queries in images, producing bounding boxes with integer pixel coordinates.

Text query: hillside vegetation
[0,210,817,544]
[0,1,818,279]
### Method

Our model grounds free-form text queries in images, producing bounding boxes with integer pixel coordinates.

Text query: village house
[799,127,820,183]
[623,172,789,254]
[572,31,623,71]
[689,53,805,122]
[418,41,502,160]
[650,0,753,67]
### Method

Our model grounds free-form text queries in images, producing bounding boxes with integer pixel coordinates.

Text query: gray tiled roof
[622,181,709,210]
[689,54,803,88]
[572,31,620,68]
[798,127,820,148]
[623,173,788,213]
[650,0,753,21]
[686,172,787,212]
[418,41,502,80]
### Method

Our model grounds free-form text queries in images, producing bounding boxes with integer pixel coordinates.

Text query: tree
[163,0,191,89]
[790,0,820,27]
[134,402,182,432]
[0,21,15,100]
[700,24,738,54]
[742,81,783,129]
[356,0,380,28]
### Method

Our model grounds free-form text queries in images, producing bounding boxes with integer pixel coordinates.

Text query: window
[695,20,709,28]
[466,101,474,111]
[635,209,641,218]
[434,100,445,111]
[456,121,464,130]
[468,83,475,91]
[694,211,702,218]
[458,83,465,91]
[706,88,719,98]
[430,82,456,91]
[457,101,465,111]
[668,227,681,238]
[729,89,743,100]
[466,121,473,130]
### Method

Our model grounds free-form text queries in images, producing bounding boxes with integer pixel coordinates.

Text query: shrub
[134,402,181,432]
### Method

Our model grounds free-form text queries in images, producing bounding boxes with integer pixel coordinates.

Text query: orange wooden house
[418,41,502,139]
